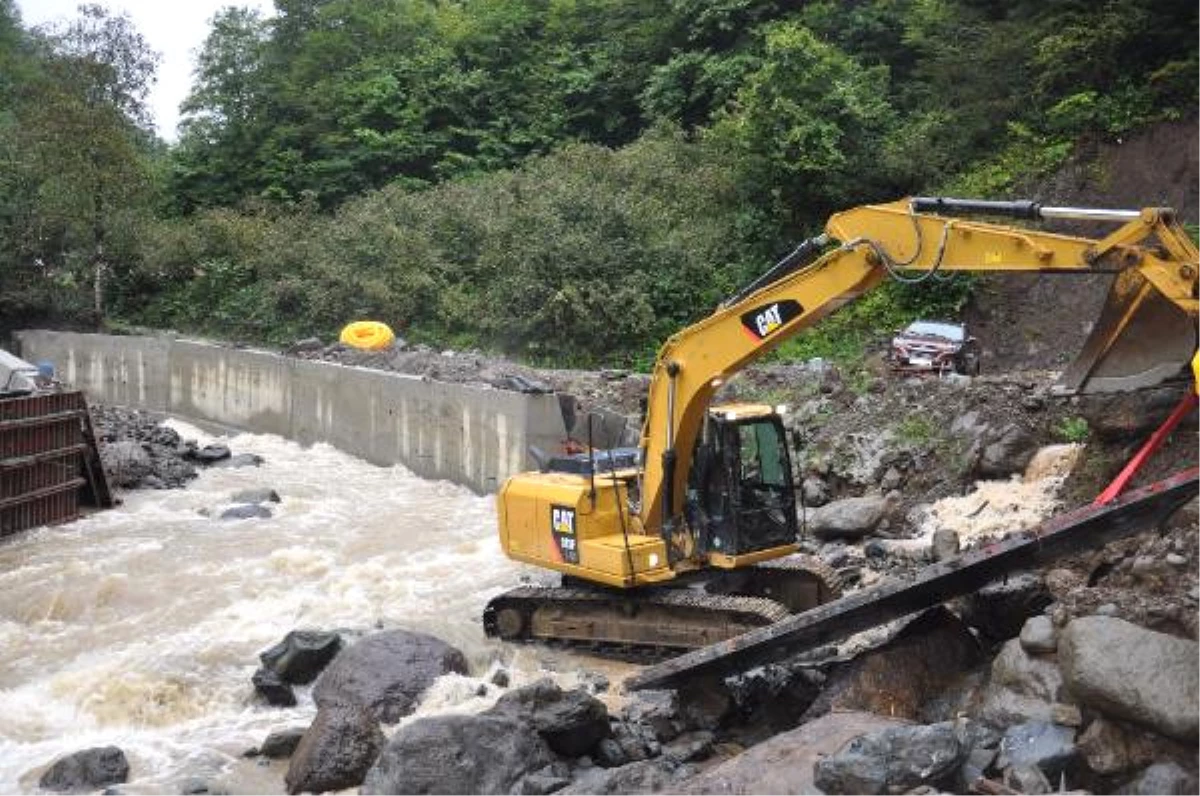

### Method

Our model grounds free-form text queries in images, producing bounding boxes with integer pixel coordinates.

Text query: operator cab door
[687,413,798,556]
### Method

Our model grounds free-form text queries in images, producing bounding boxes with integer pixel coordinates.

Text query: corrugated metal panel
[0,391,107,536]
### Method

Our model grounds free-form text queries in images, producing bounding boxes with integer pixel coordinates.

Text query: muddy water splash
[0,421,626,794]
[918,443,1084,545]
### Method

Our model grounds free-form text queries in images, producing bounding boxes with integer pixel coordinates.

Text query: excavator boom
[638,198,1198,547]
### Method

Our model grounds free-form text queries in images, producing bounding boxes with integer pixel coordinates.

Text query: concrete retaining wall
[15,331,568,493]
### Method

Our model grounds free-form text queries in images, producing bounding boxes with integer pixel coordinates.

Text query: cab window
[738,421,786,487]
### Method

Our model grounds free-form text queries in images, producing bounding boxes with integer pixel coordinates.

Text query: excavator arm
[638,197,1198,545]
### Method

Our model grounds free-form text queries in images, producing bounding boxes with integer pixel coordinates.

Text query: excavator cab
[687,404,798,557]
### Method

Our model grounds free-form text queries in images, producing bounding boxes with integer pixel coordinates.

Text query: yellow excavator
[484,197,1198,654]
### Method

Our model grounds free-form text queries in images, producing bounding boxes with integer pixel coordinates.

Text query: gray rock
[210,453,265,468]
[809,495,892,540]
[990,638,1064,702]
[219,504,272,520]
[561,759,685,794]
[975,424,1037,478]
[285,706,384,794]
[594,738,628,768]
[260,630,342,685]
[490,680,610,757]
[978,685,1056,728]
[1058,616,1199,741]
[950,410,987,438]
[100,441,153,488]
[1117,762,1198,795]
[38,747,130,793]
[679,711,904,795]
[314,629,468,723]
[998,721,1076,778]
[931,528,960,561]
[879,466,904,492]
[621,691,681,743]
[178,777,228,795]
[490,668,510,688]
[661,731,713,763]
[813,722,965,795]
[252,667,296,707]
[191,443,231,463]
[956,571,1050,642]
[1019,615,1057,654]
[677,679,733,731]
[231,487,281,504]
[361,713,555,795]
[1003,763,1052,795]
[957,746,997,791]
[259,727,306,759]
[1077,716,1157,776]
[801,476,829,507]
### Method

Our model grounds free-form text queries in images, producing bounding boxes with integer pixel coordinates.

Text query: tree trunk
[92,186,105,330]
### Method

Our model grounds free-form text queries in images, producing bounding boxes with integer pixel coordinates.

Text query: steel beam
[626,468,1198,691]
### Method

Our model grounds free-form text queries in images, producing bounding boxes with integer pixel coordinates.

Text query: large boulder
[285,705,384,794]
[360,713,555,795]
[562,759,688,795]
[100,440,153,488]
[679,711,906,794]
[973,423,1037,478]
[252,667,296,707]
[804,607,982,723]
[808,494,893,540]
[1058,616,1199,741]
[38,747,130,793]
[257,727,306,759]
[489,679,610,757]
[989,638,1064,702]
[313,629,468,723]
[1077,717,1159,777]
[1117,762,1199,795]
[813,721,966,795]
[976,636,1069,729]
[260,630,342,685]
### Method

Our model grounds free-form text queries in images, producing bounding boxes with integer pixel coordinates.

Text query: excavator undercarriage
[484,556,841,658]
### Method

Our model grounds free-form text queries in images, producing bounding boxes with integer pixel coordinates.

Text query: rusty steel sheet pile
[626,468,1198,691]
[0,390,112,536]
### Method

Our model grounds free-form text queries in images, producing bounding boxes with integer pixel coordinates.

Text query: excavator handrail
[635,198,1199,558]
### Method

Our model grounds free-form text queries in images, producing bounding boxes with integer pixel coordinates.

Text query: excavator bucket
[1060,269,1198,394]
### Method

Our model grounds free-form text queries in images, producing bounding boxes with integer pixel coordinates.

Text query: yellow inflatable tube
[340,321,395,351]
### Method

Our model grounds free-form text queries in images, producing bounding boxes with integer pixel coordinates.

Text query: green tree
[15,4,159,326]
[712,22,897,229]
[172,7,269,211]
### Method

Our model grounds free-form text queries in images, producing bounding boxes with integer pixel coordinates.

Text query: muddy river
[0,421,628,793]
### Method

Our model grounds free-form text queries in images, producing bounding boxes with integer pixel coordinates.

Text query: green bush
[1057,416,1090,443]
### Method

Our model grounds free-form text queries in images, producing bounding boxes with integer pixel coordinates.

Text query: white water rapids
[0,420,627,794]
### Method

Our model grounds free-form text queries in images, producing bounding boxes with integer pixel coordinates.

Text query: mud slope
[965,118,1198,374]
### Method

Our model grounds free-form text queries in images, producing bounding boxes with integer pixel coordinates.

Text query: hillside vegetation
[1,0,1195,366]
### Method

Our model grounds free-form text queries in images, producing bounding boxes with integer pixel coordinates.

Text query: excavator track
[483,584,791,660]
[705,554,843,612]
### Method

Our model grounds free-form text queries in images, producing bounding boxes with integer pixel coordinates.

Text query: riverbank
[24,338,1195,794]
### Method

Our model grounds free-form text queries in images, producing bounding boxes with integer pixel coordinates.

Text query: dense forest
[1,0,1196,366]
